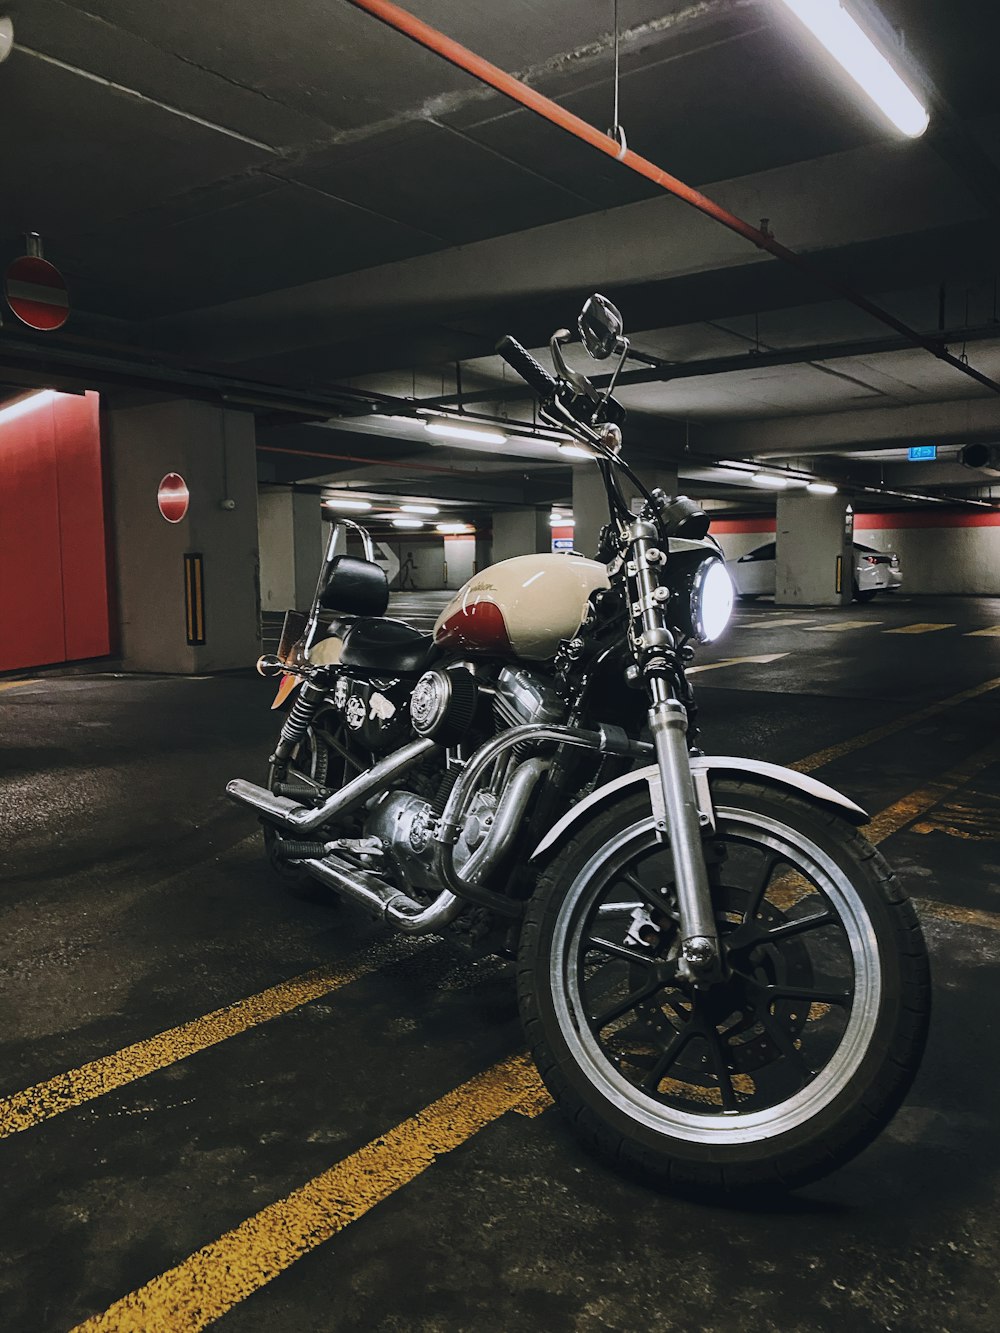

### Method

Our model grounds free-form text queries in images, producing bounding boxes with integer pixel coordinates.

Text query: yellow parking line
[804,621,882,632]
[915,899,1000,932]
[0,679,36,692]
[70,1054,550,1333]
[792,675,1000,774]
[884,622,955,635]
[965,625,1000,637]
[0,937,424,1140]
[865,737,1000,844]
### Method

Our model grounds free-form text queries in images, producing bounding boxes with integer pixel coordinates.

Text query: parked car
[727,540,902,602]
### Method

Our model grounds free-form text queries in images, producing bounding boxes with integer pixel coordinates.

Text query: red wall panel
[0,390,110,672]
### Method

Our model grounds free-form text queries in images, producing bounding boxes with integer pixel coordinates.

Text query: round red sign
[157,473,190,524]
[4,255,69,331]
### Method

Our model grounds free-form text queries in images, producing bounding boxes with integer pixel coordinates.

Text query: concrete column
[572,462,679,558]
[292,489,324,608]
[258,487,325,611]
[491,508,549,563]
[106,399,260,672]
[775,491,854,606]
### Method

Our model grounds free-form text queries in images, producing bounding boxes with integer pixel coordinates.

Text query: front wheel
[518,780,930,1194]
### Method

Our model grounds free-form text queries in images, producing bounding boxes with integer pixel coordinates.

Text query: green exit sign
[908,445,937,461]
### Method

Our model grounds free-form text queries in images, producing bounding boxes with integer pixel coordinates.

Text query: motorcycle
[228,294,930,1194]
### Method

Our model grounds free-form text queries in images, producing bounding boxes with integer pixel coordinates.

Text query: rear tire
[518,781,929,1194]
[853,582,877,603]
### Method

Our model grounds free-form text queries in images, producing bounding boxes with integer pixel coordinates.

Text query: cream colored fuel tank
[434,553,611,662]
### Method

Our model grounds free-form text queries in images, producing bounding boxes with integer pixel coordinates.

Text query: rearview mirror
[578,293,624,360]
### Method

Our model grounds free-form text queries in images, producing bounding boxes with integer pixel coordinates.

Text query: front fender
[531,757,868,861]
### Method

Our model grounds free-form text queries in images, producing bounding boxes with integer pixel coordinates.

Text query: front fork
[628,520,722,985]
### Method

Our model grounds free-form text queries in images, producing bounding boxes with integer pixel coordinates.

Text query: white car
[727,541,902,602]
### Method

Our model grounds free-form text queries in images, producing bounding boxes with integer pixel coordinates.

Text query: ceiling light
[425,420,507,445]
[558,443,595,460]
[323,496,372,512]
[0,389,59,425]
[436,522,474,534]
[392,517,424,529]
[400,503,439,515]
[776,0,929,137]
[751,473,790,489]
[807,481,839,495]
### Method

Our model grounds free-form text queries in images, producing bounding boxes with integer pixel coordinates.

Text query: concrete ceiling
[3,0,1000,519]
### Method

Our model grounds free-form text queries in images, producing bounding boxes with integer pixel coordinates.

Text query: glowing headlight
[667,552,734,643]
[695,557,735,642]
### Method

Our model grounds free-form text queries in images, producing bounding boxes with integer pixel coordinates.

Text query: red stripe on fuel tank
[435,600,513,656]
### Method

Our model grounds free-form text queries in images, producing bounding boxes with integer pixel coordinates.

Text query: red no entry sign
[4,255,70,330]
[157,473,190,524]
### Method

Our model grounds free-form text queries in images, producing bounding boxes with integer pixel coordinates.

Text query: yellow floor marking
[0,678,36,692]
[743,618,816,629]
[864,737,1000,845]
[792,675,1000,774]
[965,625,1000,637]
[70,1054,551,1333]
[884,623,956,635]
[914,898,1000,932]
[0,937,423,1140]
[804,621,881,632]
[687,652,788,675]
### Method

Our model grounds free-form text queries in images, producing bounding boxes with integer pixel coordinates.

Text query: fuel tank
[434,553,610,662]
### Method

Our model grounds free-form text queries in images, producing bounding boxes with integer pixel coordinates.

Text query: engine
[362,662,565,898]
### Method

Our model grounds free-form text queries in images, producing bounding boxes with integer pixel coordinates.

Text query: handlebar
[495,335,559,398]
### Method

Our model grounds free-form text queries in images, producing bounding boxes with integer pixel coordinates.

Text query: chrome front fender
[531,756,868,861]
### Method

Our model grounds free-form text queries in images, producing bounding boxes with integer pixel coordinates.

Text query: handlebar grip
[495,335,558,398]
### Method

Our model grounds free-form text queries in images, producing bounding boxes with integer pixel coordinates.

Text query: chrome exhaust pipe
[226,737,437,831]
[300,855,462,935]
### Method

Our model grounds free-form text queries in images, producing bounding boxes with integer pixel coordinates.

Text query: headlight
[668,553,734,643]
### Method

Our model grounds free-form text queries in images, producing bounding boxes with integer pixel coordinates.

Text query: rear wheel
[518,781,929,1194]
[853,581,877,603]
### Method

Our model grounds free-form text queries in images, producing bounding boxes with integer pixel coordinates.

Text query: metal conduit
[347,0,1000,400]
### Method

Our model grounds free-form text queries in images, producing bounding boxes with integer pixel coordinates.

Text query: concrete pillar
[775,491,854,606]
[491,508,549,563]
[258,488,324,611]
[292,490,324,608]
[573,463,679,558]
[106,399,260,672]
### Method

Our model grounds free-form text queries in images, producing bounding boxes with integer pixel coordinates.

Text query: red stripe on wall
[854,509,1000,529]
[709,517,777,535]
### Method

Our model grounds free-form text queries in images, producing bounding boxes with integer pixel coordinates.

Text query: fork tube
[630,519,719,980]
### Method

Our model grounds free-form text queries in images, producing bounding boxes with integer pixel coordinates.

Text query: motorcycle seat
[339,617,438,674]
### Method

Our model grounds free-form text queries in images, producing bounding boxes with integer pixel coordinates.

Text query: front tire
[518,781,929,1194]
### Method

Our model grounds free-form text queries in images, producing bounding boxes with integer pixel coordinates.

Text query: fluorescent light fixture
[425,420,507,445]
[323,496,372,512]
[550,514,575,527]
[400,503,439,515]
[0,389,59,426]
[392,517,424,529]
[776,0,929,137]
[559,443,595,460]
[752,473,790,489]
[436,522,473,534]
[807,481,839,495]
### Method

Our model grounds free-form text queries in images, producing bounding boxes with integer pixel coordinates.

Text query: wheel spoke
[743,851,781,922]
[756,1005,812,1081]
[639,1024,698,1094]
[588,975,664,1030]
[704,1025,739,1111]
[765,982,852,1007]
[620,870,672,917]
[762,910,834,943]
[584,935,657,968]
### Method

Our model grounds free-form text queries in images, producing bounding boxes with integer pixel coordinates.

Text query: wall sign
[908,445,937,461]
[158,473,190,523]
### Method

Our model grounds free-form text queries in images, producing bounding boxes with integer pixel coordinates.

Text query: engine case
[364,788,497,894]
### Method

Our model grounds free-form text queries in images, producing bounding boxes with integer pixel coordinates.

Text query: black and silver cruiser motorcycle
[228,295,929,1193]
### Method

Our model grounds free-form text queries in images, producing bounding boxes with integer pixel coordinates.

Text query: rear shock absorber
[272,677,328,763]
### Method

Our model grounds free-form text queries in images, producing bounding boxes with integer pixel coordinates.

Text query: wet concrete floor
[0,593,998,1331]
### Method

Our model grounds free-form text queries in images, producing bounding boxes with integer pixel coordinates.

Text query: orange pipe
[347,0,1000,397]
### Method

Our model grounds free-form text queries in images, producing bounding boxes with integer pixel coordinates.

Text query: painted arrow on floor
[687,653,789,676]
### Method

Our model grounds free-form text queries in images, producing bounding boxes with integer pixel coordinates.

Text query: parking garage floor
[2,594,999,1332]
